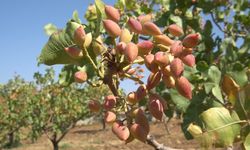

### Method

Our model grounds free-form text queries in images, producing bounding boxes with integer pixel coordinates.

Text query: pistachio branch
[133,58,144,64]
[124,73,144,84]
[82,47,98,70]
[103,72,119,96]
[210,12,246,38]
[82,46,104,78]
[146,135,183,150]
[86,80,103,87]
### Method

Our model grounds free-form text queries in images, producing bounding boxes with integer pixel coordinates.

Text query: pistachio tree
[0,76,34,148]
[38,0,250,149]
[28,68,110,150]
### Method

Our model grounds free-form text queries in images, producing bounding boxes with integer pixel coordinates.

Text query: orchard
[1,0,250,150]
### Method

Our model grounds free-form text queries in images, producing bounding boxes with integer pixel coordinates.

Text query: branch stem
[146,135,183,150]
[124,73,144,84]
[82,47,98,71]
[82,46,104,78]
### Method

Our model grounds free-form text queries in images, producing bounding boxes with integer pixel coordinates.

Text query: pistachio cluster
[67,4,200,143]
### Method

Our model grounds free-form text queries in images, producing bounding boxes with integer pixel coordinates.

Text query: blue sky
[0,0,230,93]
[0,0,145,92]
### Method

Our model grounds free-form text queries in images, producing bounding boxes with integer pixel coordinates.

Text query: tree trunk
[102,117,106,130]
[7,132,14,146]
[51,140,59,150]
[50,133,59,150]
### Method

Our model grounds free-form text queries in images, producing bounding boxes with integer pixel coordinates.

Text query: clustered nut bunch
[69,4,200,143]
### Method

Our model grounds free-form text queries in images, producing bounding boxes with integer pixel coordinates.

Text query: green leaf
[229,70,248,87]
[65,21,82,41]
[72,10,81,24]
[44,23,58,36]
[239,84,250,110]
[196,61,209,72]
[169,89,190,113]
[220,37,237,62]
[94,0,106,36]
[59,65,78,86]
[208,66,221,84]
[233,61,244,71]
[185,10,193,20]
[239,35,250,54]
[169,14,182,28]
[181,90,207,140]
[204,20,212,35]
[212,85,224,103]
[200,107,241,147]
[244,132,250,150]
[183,65,198,80]
[204,82,215,94]
[217,12,225,21]
[38,30,81,65]
[115,0,125,11]
[235,84,250,120]
[85,4,98,21]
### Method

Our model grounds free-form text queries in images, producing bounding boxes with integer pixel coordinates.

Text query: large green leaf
[38,30,81,65]
[244,132,250,150]
[200,107,241,147]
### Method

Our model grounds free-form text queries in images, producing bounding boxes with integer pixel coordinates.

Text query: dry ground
[8,119,228,150]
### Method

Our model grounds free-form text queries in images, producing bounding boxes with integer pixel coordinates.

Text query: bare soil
[9,119,210,150]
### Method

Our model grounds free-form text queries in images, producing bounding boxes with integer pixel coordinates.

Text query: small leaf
[208,66,221,84]
[115,0,125,11]
[85,4,98,21]
[59,65,78,86]
[181,91,207,140]
[204,20,212,35]
[95,0,106,36]
[185,10,193,20]
[170,15,182,28]
[72,10,81,24]
[196,61,209,72]
[169,89,190,113]
[244,132,250,150]
[212,85,224,103]
[44,23,58,36]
